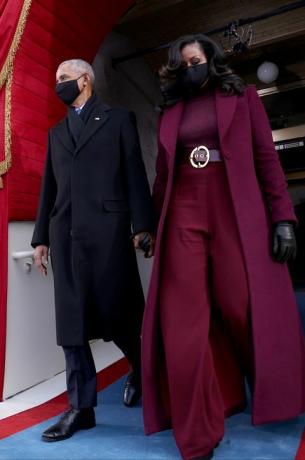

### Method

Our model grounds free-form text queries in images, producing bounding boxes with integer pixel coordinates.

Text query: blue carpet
[0,377,304,460]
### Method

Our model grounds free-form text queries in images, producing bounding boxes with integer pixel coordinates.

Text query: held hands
[34,245,49,276]
[133,232,155,258]
[272,222,297,263]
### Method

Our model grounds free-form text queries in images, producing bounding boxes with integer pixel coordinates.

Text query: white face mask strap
[76,73,87,90]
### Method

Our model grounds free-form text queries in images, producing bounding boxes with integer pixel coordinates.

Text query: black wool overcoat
[32,96,155,346]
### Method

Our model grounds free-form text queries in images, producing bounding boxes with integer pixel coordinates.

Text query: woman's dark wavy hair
[159,33,246,107]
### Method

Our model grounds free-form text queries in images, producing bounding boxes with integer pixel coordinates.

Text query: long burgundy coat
[142,85,305,434]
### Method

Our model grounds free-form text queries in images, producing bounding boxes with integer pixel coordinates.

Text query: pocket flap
[103,200,129,212]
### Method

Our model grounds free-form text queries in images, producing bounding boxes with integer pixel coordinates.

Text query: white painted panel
[4,222,65,399]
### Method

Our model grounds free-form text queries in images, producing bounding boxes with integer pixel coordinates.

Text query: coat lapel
[74,104,110,155]
[53,119,75,154]
[159,101,184,159]
[215,88,237,156]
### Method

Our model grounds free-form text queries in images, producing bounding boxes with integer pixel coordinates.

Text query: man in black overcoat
[32,59,155,442]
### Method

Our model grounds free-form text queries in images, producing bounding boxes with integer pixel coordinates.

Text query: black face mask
[55,75,84,105]
[179,63,209,93]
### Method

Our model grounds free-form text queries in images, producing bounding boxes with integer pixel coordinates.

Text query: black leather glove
[272,222,297,263]
[138,233,152,258]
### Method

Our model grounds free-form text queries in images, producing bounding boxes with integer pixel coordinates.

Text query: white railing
[11,250,34,260]
[11,250,35,273]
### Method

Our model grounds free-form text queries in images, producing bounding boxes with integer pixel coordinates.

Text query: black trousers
[63,333,141,409]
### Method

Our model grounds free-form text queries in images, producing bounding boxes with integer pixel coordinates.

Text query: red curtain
[0,0,25,79]
[0,0,133,401]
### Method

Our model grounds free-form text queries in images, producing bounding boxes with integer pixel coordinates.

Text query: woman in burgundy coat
[141,34,305,460]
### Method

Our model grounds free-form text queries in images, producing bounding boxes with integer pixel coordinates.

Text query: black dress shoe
[123,371,142,407]
[190,440,220,459]
[41,408,95,442]
[191,448,214,460]
[192,440,222,460]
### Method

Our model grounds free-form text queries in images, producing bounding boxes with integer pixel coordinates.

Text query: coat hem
[252,406,305,426]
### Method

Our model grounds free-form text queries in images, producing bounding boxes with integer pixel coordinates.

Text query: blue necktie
[74,107,82,115]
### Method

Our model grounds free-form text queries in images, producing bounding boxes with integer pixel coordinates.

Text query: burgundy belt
[178,146,222,168]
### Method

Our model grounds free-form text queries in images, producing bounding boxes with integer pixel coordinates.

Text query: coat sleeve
[152,115,168,220]
[247,86,296,224]
[120,111,156,235]
[31,133,57,248]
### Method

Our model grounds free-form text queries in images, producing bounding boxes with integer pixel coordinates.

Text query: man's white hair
[59,59,95,84]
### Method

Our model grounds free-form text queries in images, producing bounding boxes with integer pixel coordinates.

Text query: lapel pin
[94,117,100,121]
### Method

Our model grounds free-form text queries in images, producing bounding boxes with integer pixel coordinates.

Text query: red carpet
[295,429,305,460]
[0,357,128,440]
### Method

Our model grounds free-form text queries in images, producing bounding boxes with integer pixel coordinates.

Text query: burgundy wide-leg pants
[159,162,253,460]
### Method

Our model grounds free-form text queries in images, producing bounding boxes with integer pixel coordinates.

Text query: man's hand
[34,245,49,276]
[133,232,155,258]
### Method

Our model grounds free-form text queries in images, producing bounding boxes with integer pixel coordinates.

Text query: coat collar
[53,100,111,155]
[159,87,237,159]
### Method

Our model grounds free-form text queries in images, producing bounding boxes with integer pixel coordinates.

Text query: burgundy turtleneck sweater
[177,88,220,152]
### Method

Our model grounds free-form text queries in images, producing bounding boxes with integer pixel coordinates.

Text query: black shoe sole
[42,433,74,443]
[41,421,96,442]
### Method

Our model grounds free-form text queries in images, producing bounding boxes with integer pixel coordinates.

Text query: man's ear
[83,74,89,86]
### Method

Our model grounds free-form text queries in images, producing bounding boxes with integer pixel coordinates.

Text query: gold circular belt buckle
[189,146,210,168]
